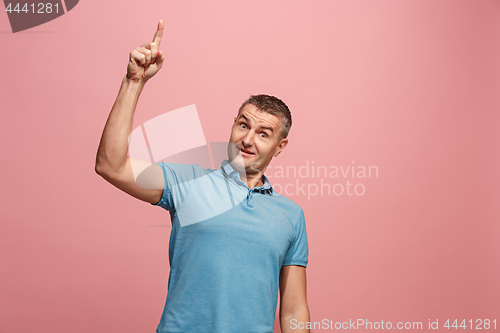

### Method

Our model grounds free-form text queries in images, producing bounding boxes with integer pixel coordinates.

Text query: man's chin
[228,154,262,174]
[227,153,246,172]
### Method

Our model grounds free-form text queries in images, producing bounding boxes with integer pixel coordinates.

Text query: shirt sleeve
[283,209,309,267]
[150,162,204,212]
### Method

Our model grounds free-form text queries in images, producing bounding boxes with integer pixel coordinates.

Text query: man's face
[227,103,288,175]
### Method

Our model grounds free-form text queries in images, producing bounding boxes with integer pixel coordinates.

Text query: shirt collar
[221,159,273,194]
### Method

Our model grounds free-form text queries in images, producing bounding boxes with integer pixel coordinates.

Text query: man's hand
[126,20,165,83]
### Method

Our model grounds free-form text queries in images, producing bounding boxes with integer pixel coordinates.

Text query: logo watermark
[265,160,379,199]
[128,105,379,225]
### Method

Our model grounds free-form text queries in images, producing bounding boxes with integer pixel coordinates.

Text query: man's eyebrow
[260,125,274,132]
[239,114,274,132]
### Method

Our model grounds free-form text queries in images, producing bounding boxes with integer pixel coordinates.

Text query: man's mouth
[237,146,255,155]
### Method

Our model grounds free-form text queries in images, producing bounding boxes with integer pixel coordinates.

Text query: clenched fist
[127,20,165,82]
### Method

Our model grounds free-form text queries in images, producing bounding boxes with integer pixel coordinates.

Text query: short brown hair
[238,94,292,141]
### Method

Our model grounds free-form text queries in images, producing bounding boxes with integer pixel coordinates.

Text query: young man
[95,20,310,333]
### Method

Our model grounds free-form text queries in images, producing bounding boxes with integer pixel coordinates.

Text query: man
[95,20,310,333]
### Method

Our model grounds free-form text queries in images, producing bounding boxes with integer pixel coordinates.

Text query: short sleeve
[150,162,206,212]
[283,209,309,267]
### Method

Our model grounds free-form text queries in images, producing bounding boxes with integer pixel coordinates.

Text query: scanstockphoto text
[290,318,497,330]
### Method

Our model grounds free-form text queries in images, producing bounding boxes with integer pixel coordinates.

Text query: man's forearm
[95,76,145,174]
[280,307,310,333]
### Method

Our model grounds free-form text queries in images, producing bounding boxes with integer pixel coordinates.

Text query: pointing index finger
[152,20,164,47]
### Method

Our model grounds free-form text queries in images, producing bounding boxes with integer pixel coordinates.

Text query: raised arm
[95,20,166,204]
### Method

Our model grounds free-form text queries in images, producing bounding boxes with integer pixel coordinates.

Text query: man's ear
[273,138,288,157]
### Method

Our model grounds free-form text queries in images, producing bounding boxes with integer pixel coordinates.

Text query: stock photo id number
[3,0,78,32]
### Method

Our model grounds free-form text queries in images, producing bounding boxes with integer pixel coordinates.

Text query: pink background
[1,0,499,332]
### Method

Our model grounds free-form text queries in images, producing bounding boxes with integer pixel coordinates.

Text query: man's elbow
[94,155,115,177]
[95,162,109,177]
[94,153,107,175]
[95,161,114,179]
[95,163,103,175]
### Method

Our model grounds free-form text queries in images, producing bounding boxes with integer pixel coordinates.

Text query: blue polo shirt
[151,159,308,333]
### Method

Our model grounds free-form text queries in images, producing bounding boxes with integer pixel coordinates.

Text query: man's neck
[239,169,265,189]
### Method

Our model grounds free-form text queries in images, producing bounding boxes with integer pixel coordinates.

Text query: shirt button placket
[246,189,254,207]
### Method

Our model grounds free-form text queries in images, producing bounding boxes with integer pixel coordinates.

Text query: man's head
[238,95,292,141]
[227,94,292,175]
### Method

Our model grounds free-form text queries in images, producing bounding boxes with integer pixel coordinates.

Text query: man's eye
[240,123,247,129]
[260,133,268,138]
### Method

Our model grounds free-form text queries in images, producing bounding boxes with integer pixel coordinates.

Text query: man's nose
[241,130,255,147]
